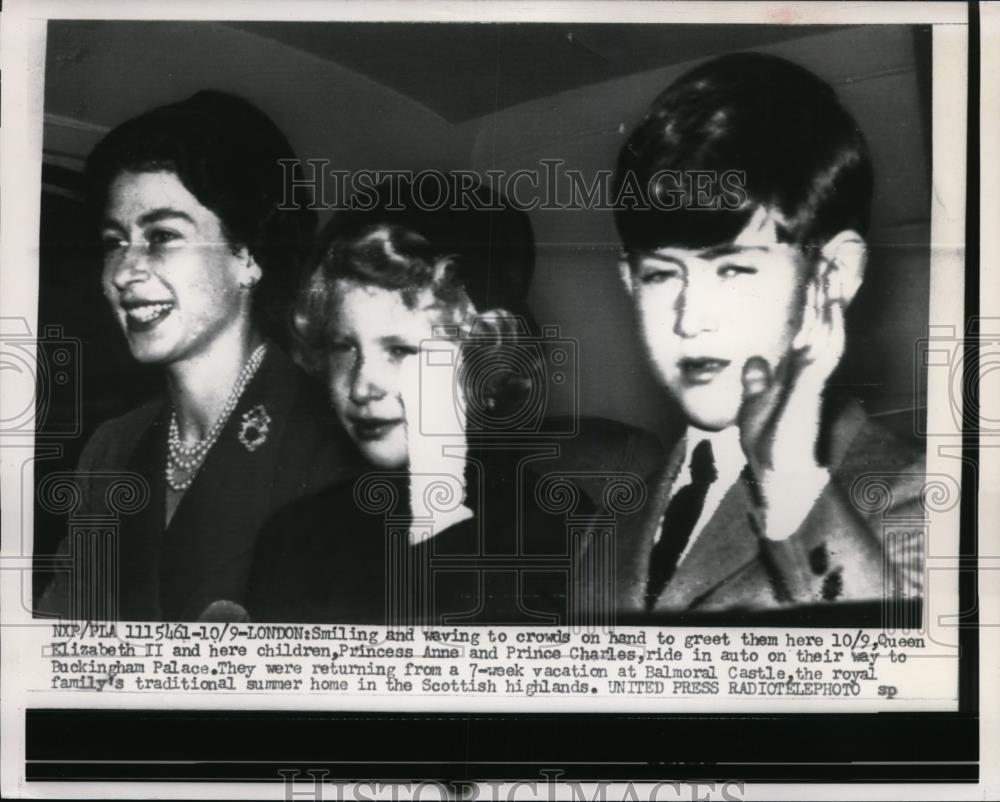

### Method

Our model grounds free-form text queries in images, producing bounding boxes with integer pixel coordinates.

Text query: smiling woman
[99,170,251,369]
[37,91,360,622]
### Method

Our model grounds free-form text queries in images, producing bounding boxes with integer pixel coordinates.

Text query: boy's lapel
[648,400,874,611]
[611,438,687,613]
[654,474,761,610]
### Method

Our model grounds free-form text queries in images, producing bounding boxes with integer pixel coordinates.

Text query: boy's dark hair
[614,52,873,255]
[85,90,317,342]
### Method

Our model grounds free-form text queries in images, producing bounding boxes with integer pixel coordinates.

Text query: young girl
[248,180,578,625]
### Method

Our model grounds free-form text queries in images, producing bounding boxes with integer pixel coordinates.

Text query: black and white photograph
[0,0,991,798]
[29,18,937,626]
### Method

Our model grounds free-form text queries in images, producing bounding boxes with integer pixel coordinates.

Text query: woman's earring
[241,266,261,290]
[241,257,262,290]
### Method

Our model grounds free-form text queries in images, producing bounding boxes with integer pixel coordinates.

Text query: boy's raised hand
[737,270,846,539]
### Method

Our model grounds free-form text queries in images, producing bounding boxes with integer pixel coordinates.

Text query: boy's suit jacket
[571,400,925,618]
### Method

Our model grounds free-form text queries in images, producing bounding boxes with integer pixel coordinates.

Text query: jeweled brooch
[238,404,271,452]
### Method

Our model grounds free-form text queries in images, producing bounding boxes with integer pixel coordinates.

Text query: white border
[1,0,970,24]
[0,10,48,802]
[977,3,1000,802]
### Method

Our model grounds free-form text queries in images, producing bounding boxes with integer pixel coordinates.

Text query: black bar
[26,710,978,782]
[958,0,982,717]
[22,762,981,783]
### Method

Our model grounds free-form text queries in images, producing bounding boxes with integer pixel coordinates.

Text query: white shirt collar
[652,424,746,552]
[681,425,744,488]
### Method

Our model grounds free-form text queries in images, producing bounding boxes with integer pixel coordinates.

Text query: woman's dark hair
[85,90,317,342]
[294,178,537,426]
[614,52,873,256]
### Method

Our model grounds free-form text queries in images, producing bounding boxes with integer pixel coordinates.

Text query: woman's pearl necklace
[165,342,267,492]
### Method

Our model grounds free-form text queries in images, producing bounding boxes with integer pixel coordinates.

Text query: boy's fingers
[741,356,772,398]
[830,297,845,346]
[820,298,847,371]
[739,356,774,468]
[793,280,818,351]
[803,296,846,384]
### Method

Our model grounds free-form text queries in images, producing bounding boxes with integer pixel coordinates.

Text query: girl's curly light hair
[293,221,536,427]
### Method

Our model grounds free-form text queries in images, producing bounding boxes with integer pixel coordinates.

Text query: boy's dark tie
[645,439,717,610]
